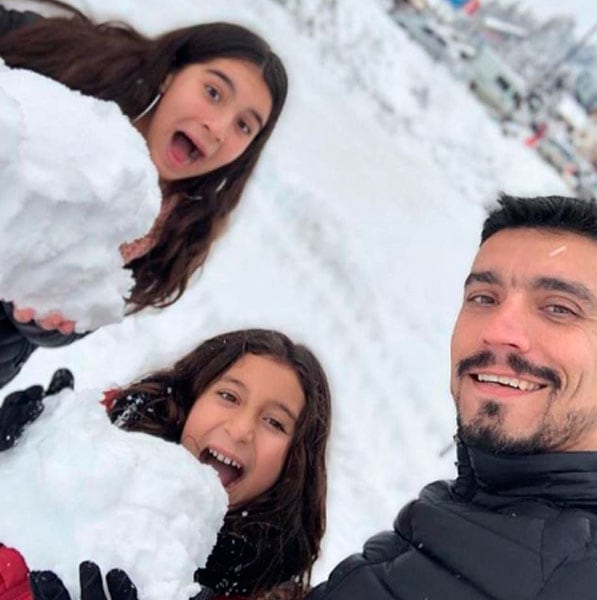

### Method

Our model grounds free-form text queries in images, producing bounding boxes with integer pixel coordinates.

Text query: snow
[0,390,227,600]
[0,60,160,331]
[0,0,574,592]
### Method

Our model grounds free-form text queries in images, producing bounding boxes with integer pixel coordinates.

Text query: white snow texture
[0,60,161,332]
[0,390,228,600]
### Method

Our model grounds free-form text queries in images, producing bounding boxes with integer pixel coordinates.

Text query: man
[308,194,597,600]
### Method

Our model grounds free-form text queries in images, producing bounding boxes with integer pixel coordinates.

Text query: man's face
[450,227,597,453]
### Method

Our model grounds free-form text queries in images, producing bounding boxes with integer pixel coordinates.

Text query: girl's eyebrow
[219,375,299,421]
[205,68,266,130]
[219,374,247,391]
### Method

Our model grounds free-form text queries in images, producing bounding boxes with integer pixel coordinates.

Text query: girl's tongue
[170,131,198,165]
[205,454,242,487]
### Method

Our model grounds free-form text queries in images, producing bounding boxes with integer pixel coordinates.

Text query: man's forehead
[476,227,595,257]
[471,228,597,287]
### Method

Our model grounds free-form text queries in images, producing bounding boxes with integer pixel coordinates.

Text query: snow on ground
[3,0,571,585]
[0,60,160,331]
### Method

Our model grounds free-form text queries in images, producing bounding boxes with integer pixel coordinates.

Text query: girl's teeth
[208,448,241,470]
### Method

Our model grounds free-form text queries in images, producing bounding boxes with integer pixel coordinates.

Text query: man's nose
[480,297,531,353]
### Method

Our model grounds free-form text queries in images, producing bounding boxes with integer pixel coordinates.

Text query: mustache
[457,351,562,390]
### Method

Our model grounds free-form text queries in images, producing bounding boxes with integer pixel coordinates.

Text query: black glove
[0,368,74,451]
[30,561,137,600]
[45,368,75,397]
[0,384,43,451]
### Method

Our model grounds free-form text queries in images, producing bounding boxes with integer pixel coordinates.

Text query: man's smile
[470,372,547,393]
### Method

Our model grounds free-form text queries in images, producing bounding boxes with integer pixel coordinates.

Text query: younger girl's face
[181,354,305,508]
[138,57,273,182]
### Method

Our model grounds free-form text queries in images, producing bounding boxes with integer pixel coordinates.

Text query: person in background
[307,194,597,600]
[0,1,288,387]
[0,329,331,600]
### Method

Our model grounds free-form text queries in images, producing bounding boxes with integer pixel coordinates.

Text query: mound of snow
[0,60,161,331]
[0,390,228,600]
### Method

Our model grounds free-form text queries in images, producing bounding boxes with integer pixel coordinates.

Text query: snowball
[0,390,228,600]
[0,60,161,332]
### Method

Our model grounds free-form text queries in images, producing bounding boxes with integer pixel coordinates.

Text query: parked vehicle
[468,45,527,117]
[391,10,449,60]
[536,134,597,198]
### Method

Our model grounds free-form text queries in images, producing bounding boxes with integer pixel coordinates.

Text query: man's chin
[457,420,548,456]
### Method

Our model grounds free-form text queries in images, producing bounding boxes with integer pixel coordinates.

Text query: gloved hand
[30,561,137,600]
[0,384,43,451]
[0,368,74,451]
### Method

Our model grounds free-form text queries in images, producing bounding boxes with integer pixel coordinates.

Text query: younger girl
[0,3,288,386]
[1,329,331,600]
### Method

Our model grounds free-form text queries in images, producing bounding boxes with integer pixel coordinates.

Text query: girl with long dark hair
[0,3,288,387]
[0,329,331,600]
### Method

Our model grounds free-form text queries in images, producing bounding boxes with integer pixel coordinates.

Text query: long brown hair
[109,329,331,596]
[0,3,288,311]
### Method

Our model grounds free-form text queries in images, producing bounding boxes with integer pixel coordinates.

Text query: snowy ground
[3,0,571,584]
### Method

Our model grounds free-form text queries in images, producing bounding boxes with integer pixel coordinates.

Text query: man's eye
[545,304,576,316]
[468,294,495,305]
[205,84,221,101]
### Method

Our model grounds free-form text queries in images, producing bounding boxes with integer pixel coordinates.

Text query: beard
[457,399,548,454]
[456,397,597,455]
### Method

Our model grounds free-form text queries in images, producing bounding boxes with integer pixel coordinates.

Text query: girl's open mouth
[169,131,205,166]
[199,447,244,488]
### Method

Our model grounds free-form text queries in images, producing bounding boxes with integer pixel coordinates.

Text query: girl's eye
[205,84,221,102]
[217,391,238,403]
[238,119,252,136]
[264,416,287,434]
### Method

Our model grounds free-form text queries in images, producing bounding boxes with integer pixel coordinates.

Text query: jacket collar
[454,442,597,510]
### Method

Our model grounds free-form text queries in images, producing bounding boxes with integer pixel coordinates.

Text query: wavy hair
[0,2,288,311]
[109,329,331,596]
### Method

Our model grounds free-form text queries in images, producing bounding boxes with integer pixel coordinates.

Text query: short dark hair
[481,193,597,244]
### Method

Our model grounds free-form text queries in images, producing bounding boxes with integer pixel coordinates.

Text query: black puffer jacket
[0,302,83,388]
[308,443,597,600]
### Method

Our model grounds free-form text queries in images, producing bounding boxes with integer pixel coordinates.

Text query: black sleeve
[2,302,88,348]
[306,529,410,600]
[0,5,43,37]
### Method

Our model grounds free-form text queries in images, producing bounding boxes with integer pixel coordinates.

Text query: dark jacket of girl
[0,303,82,388]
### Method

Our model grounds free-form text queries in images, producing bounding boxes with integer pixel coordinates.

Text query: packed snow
[0,390,227,600]
[0,60,160,331]
[1,0,575,591]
